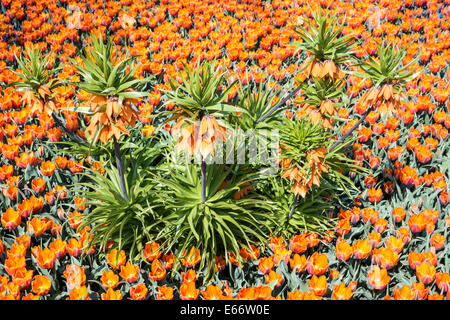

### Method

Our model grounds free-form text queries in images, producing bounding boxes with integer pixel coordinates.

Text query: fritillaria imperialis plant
[293,7,355,81]
[153,163,274,281]
[272,116,363,233]
[70,32,153,200]
[9,44,84,143]
[354,41,420,116]
[260,7,355,128]
[165,60,237,203]
[66,33,160,262]
[231,80,284,131]
[160,60,276,280]
[10,45,61,116]
[75,135,166,261]
[70,32,153,146]
[329,41,420,152]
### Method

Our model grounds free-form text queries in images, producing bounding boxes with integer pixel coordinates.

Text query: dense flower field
[0,0,449,300]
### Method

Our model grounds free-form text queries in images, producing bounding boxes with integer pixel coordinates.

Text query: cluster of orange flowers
[172,115,227,159]
[281,148,329,198]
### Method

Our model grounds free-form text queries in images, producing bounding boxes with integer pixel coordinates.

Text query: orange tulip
[258,257,274,274]
[12,267,34,290]
[307,252,328,276]
[41,161,56,176]
[331,283,353,300]
[239,244,260,261]
[416,262,436,285]
[367,188,383,203]
[100,270,119,289]
[143,242,161,262]
[392,207,406,223]
[119,261,140,283]
[49,238,66,259]
[106,249,126,270]
[36,248,56,269]
[31,275,51,296]
[272,246,292,265]
[66,238,82,257]
[27,217,48,237]
[7,243,26,258]
[1,208,21,230]
[335,239,353,261]
[372,247,399,270]
[148,259,167,282]
[428,293,444,300]
[408,213,427,233]
[393,285,416,300]
[308,275,328,296]
[130,283,148,300]
[289,253,307,272]
[101,288,122,300]
[162,253,175,270]
[180,246,201,268]
[412,282,429,300]
[179,282,199,300]
[385,236,405,253]
[435,273,450,293]
[156,285,174,300]
[215,255,226,272]
[22,293,39,300]
[201,285,225,300]
[352,239,371,260]
[367,266,391,290]
[67,286,90,300]
[64,264,86,290]
[265,270,283,288]
[0,164,13,181]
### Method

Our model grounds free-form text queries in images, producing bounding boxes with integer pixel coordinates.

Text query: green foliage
[301,77,344,107]
[278,117,330,163]
[280,116,364,188]
[153,163,275,282]
[263,177,336,238]
[75,135,166,261]
[230,80,284,130]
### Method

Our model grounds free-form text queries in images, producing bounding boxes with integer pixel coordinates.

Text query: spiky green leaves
[293,8,356,65]
[154,163,274,282]
[165,60,238,119]
[353,41,420,88]
[10,45,62,93]
[70,32,152,106]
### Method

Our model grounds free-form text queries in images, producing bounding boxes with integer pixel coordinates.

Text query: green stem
[201,157,206,204]
[288,194,300,220]
[199,110,206,204]
[113,135,128,201]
